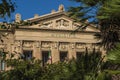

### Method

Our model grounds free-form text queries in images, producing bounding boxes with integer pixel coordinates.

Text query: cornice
[26,11,66,22]
[15,28,99,33]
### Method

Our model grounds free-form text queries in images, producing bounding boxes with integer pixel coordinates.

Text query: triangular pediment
[20,11,99,32]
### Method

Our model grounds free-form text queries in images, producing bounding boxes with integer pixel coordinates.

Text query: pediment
[21,11,99,32]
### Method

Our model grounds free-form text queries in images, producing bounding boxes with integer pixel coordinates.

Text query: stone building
[0,5,102,70]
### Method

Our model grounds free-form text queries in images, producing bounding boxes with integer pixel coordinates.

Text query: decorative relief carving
[39,21,53,28]
[63,20,69,27]
[13,40,22,53]
[76,43,86,49]
[35,41,41,48]
[56,20,61,28]
[41,41,51,48]
[70,43,75,49]
[56,19,69,29]
[15,40,21,47]
[59,42,68,50]
[73,23,80,29]
[23,41,33,48]
[14,46,21,53]
[86,44,92,49]
[52,42,59,49]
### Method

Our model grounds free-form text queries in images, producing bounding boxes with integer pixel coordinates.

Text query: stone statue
[58,4,65,11]
[15,13,21,23]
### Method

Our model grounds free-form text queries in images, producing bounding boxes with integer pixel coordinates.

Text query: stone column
[68,43,76,59]
[33,41,41,60]
[51,42,59,63]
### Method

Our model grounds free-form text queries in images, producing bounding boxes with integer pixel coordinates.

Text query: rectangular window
[42,51,51,66]
[23,50,33,60]
[59,51,68,62]
[0,60,5,71]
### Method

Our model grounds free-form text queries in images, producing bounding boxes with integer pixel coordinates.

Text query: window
[42,51,51,66]
[0,60,5,71]
[59,51,68,62]
[23,50,33,60]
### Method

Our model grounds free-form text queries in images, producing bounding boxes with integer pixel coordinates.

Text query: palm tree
[0,0,15,18]
[68,0,120,50]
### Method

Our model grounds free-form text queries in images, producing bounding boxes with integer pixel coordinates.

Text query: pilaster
[68,43,76,59]
[33,41,41,60]
[51,42,59,63]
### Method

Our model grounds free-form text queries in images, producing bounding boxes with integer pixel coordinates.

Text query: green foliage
[1,58,43,80]
[107,43,120,64]
[1,48,119,80]
[68,0,120,50]
[0,0,15,18]
[98,0,120,20]
[0,49,112,80]
[70,0,105,6]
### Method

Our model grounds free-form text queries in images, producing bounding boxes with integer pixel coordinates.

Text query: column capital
[70,42,75,49]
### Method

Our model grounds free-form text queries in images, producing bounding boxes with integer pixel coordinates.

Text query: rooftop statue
[58,4,65,11]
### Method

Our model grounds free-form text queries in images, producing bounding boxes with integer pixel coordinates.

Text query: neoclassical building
[0,5,102,70]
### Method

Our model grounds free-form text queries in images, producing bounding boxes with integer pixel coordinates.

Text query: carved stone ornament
[76,43,85,49]
[39,21,53,28]
[34,41,41,48]
[52,42,59,49]
[41,42,51,48]
[15,40,21,47]
[23,41,33,48]
[0,44,5,49]
[58,4,65,11]
[56,19,69,29]
[14,46,21,53]
[73,23,80,29]
[59,43,68,50]
[15,13,21,23]
[70,43,75,49]
[86,44,92,49]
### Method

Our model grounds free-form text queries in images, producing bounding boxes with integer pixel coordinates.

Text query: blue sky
[0,0,79,22]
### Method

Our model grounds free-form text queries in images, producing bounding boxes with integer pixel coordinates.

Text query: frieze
[41,42,51,48]
[59,42,68,50]
[35,41,41,48]
[39,21,53,28]
[86,44,92,49]
[70,43,75,49]
[23,41,33,48]
[56,19,69,29]
[52,42,59,49]
[51,33,75,38]
[76,43,86,49]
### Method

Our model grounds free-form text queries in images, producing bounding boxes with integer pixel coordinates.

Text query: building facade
[0,5,102,70]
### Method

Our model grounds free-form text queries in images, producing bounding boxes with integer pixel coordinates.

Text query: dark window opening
[0,60,5,71]
[23,50,33,60]
[60,51,68,62]
[42,51,51,66]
